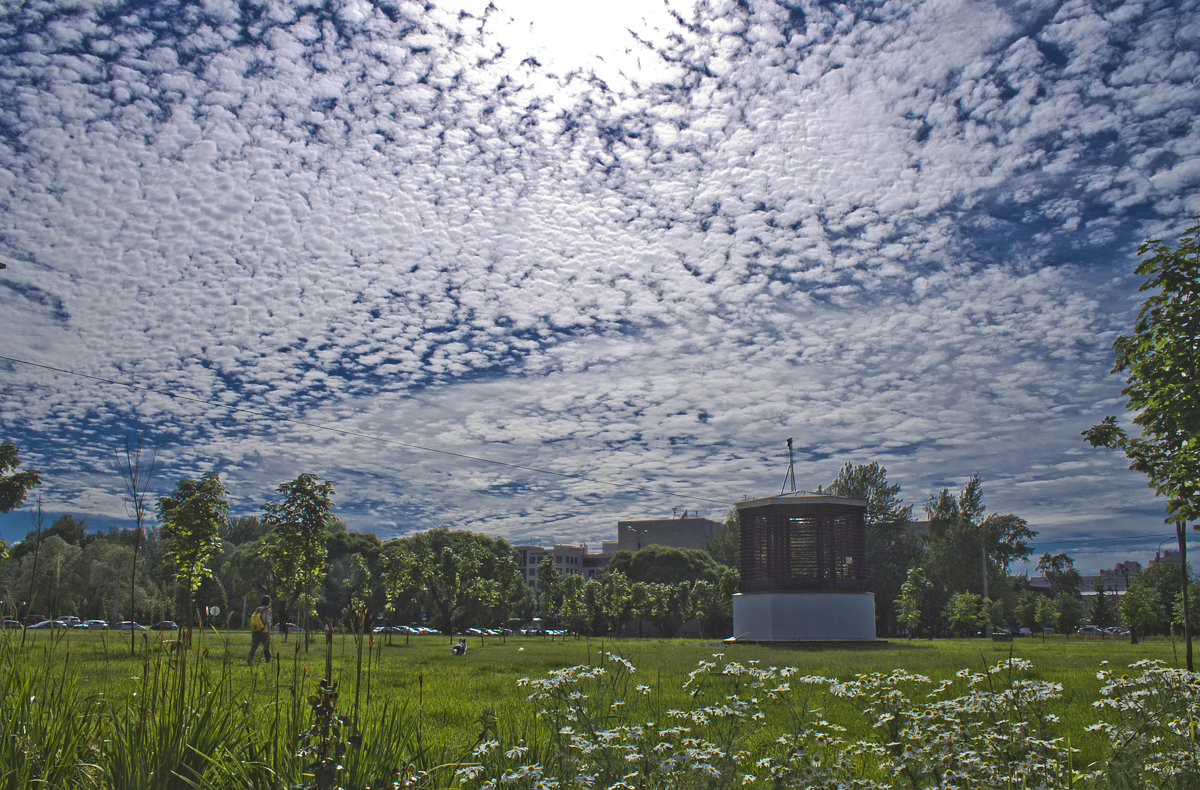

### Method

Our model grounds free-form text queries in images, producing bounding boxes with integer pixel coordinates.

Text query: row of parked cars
[372,624,441,635]
[10,616,309,632]
[368,625,572,637]
[5,615,183,630]
[1076,624,1127,636]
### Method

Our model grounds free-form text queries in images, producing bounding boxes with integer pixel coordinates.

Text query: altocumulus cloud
[0,0,1197,572]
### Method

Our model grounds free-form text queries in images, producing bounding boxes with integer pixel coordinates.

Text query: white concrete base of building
[731,591,881,642]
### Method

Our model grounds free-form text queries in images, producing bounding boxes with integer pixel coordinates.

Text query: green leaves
[0,440,41,557]
[263,473,337,629]
[381,528,524,634]
[1085,218,1200,526]
[156,471,228,603]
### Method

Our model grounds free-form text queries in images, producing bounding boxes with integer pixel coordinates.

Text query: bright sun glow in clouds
[467,0,685,86]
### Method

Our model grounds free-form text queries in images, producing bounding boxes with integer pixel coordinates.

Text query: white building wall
[732,592,880,641]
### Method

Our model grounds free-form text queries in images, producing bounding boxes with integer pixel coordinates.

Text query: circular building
[732,492,880,642]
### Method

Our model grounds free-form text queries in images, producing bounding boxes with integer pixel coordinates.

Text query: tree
[897,566,929,638]
[944,592,984,637]
[1120,582,1159,644]
[1014,590,1039,631]
[1083,218,1200,668]
[600,571,632,635]
[115,434,155,653]
[0,440,40,515]
[558,573,588,635]
[41,514,88,547]
[536,557,562,622]
[220,539,272,626]
[1037,552,1082,598]
[1172,579,1200,636]
[383,529,523,635]
[647,582,687,638]
[982,514,1037,575]
[1,439,41,563]
[982,597,1006,633]
[322,529,383,627]
[607,544,721,585]
[1056,593,1084,635]
[157,472,228,627]
[222,515,269,545]
[26,535,83,618]
[1089,579,1117,628]
[629,581,654,638]
[924,475,1035,633]
[689,566,738,638]
[706,510,739,569]
[381,539,425,628]
[1126,558,1186,635]
[827,462,921,636]
[1035,596,1060,635]
[263,474,336,644]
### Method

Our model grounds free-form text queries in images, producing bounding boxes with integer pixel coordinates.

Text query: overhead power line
[1036,532,1182,546]
[0,353,735,507]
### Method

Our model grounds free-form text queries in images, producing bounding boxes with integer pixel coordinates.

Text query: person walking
[248,594,272,664]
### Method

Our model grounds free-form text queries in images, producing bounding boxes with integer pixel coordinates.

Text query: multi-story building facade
[513,542,618,588]
[511,513,719,590]
[616,517,720,553]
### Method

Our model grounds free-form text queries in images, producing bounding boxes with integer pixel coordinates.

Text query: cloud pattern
[1,0,1198,573]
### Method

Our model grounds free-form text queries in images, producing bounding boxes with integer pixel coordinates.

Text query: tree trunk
[130,529,141,655]
[1179,522,1192,671]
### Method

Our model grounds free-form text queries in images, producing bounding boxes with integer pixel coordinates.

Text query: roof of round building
[734,492,867,510]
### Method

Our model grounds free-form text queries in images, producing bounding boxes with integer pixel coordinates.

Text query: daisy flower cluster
[451,652,1197,789]
[1084,659,1200,789]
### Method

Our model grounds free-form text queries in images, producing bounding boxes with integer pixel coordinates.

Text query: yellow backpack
[250,610,265,632]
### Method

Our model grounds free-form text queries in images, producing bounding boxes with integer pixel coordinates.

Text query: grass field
[2,627,1194,788]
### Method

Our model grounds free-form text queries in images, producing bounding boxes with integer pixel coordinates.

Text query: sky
[1,0,1198,576]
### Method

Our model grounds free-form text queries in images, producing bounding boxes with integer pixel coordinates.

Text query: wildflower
[473,739,499,757]
[454,764,485,782]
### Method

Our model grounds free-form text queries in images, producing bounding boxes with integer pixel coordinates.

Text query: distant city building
[1029,560,1144,595]
[1096,560,1142,592]
[513,542,615,588]
[1151,549,1182,567]
[906,520,931,539]
[616,517,720,553]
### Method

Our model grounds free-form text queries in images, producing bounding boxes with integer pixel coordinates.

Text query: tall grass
[0,629,1193,788]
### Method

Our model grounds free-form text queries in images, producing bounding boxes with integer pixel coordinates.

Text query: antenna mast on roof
[780,437,797,494]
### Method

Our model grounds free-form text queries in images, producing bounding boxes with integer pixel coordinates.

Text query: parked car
[116,621,147,630]
[1077,624,1104,635]
[1017,627,1032,637]
[0,618,23,628]
[372,625,404,634]
[149,620,179,631]
[28,619,69,629]
[273,622,300,632]
[24,614,47,626]
[83,619,108,629]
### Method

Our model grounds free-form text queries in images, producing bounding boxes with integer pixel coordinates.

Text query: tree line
[0,448,739,640]
[0,443,1192,643]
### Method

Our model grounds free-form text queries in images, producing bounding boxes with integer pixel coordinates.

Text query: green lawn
[2,627,1191,787]
[12,627,1183,747]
